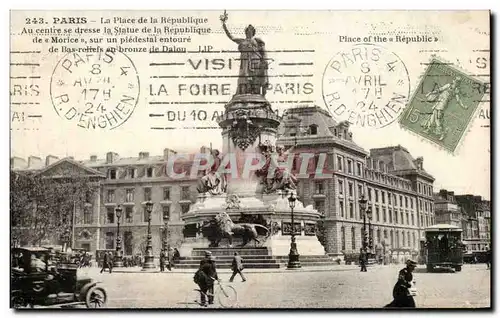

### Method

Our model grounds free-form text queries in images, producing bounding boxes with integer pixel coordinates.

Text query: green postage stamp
[399,58,486,153]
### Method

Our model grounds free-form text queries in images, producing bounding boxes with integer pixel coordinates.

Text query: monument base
[265,235,325,256]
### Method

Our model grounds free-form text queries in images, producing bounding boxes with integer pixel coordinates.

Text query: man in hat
[195,251,219,306]
[159,249,166,272]
[229,251,246,282]
[385,259,417,308]
[359,248,368,272]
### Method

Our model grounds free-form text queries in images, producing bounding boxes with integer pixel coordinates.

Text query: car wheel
[85,286,107,308]
[455,265,462,272]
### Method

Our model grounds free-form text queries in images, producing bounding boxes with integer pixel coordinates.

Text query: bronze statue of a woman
[220,10,269,96]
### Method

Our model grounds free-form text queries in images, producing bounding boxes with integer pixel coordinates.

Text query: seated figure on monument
[257,142,298,193]
[197,149,226,195]
[221,10,269,96]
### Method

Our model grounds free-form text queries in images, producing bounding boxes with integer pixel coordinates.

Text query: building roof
[369,146,435,181]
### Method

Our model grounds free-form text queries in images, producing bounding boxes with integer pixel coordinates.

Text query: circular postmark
[322,43,410,128]
[50,49,140,130]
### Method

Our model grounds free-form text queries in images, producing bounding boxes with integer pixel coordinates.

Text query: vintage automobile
[11,247,107,308]
[424,224,465,272]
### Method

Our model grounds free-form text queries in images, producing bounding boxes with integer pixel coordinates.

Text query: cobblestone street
[78,264,490,308]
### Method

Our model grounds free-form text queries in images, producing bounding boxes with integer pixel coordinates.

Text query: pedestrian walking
[229,252,246,282]
[385,259,417,308]
[359,248,368,272]
[486,247,491,270]
[100,251,112,274]
[160,250,166,272]
[193,251,219,306]
[167,247,174,271]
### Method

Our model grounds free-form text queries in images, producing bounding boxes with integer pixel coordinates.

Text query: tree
[11,171,96,247]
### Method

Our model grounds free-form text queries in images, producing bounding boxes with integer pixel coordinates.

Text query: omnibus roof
[425,224,462,232]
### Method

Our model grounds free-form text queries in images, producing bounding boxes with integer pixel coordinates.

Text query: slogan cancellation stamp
[399,57,486,153]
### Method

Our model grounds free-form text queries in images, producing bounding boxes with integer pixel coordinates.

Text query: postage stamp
[50,50,140,130]
[399,57,486,153]
[322,43,410,129]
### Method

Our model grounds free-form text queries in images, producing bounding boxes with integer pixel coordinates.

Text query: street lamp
[367,206,373,256]
[114,205,124,267]
[163,210,170,252]
[142,201,156,270]
[359,194,368,252]
[287,191,301,269]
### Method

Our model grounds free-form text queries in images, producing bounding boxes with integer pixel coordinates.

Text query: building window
[125,189,134,203]
[402,232,406,247]
[395,232,399,248]
[127,168,136,179]
[381,191,385,204]
[315,200,325,215]
[348,183,353,197]
[315,181,325,195]
[405,197,408,208]
[395,209,398,223]
[411,213,415,226]
[420,215,424,227]
[388,193,392,205]
[407,231,411,247]
[337,156,343,171]
[338,180,344,195]
[309,124,318,135]
[368,188,372,201]
[146,167,154,178]
[181,186,190,201]
[181,204,190,214]
[349,202,354,219]
[105,232,114,250]
[406,212,409,225]
[83,206,92,224]
[162,205,170,220]
[390,231,394,247]
[144,188,152,201]
[382,208,387,223]
[106,207,114,223]
[124,231,133,255]
[394,194,397,206]
[351,227,356,251]
[377,229,381,243]
[357,185,363,198]
[389,208,393,223]
[410,198,414,209]
[125,206,133,223]
[384,229,388,239]
[347,159,353,174]
[356,162,362,176]
[108,169,117,180]
[106,190,115,203]
[399,195,403,207]
[375,190,379,202]
[418,183,421,193]
[375,207,380,222]
[341,227,346,251]
[163,187,171,200]
[412,232,416,248]
[339,200,344,218]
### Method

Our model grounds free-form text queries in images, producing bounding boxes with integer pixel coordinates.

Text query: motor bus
[424,224,465,272]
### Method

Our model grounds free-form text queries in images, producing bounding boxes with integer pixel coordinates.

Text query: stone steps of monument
[177,258,280,265]
[191,247,270,257]
[174,263,281,269]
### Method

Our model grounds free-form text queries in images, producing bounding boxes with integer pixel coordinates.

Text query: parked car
[11,247,107,308]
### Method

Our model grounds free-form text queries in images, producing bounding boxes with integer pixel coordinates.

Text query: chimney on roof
[45,155,59,166]
[90,155,97,162]
[163,148,177,160]
[139,152,150,160]
[414,157,423,170]
[106,152,119,164]
[28,156,42,168]
[10,157,27,170]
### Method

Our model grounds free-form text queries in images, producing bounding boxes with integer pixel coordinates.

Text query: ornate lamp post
[114,205,124,267]
[142,201,156,270]
[359,194,368,252]
[367,206,373,257]
[163,209,170,252]
[287,191,301,269]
